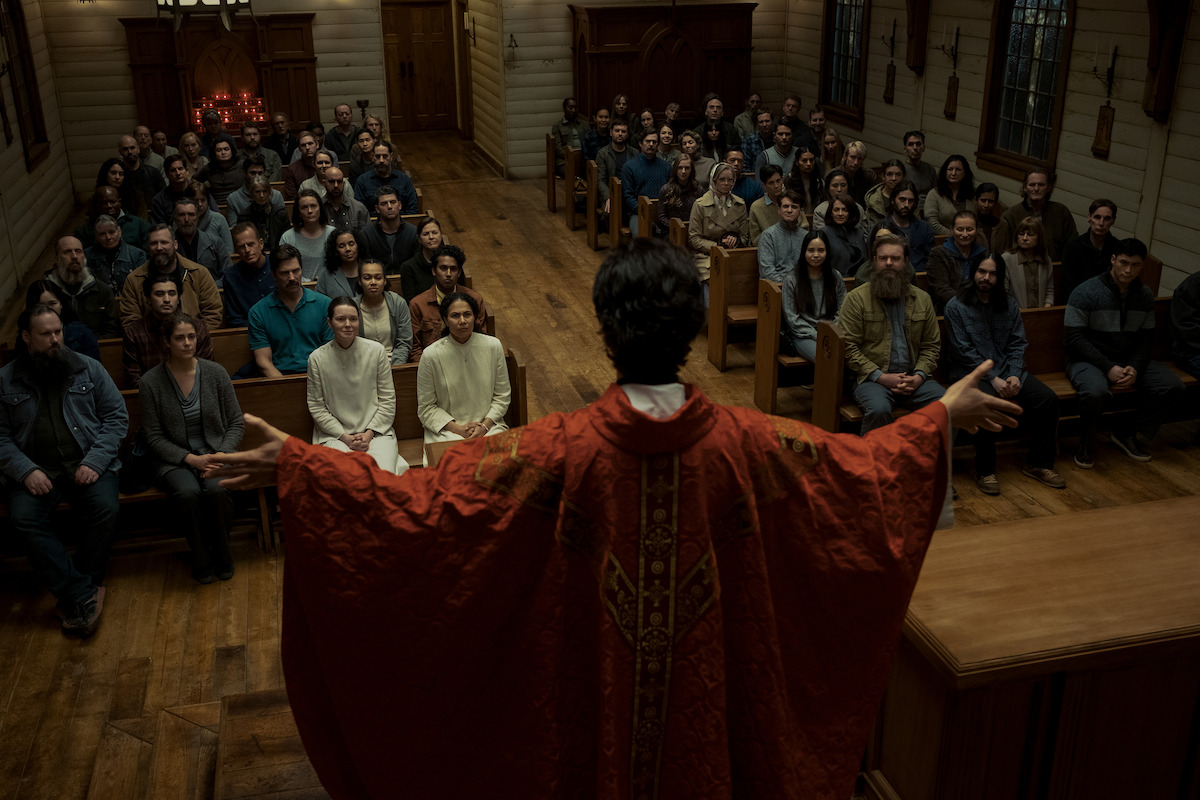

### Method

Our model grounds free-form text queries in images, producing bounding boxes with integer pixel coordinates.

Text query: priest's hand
[206,413,289,489]
[940,360,1022,433]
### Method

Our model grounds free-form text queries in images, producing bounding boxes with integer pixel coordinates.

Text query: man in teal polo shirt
[248,243,332,376]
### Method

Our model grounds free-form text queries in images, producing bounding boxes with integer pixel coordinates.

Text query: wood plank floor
[0,131,1197,798]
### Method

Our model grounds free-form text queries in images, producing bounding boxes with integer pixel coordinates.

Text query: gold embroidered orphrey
[603,453,718,800]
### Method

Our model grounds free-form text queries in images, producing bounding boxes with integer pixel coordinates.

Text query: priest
[212,238,1019,800]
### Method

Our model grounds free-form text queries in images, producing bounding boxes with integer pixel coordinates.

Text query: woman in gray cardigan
[139,313,244,583]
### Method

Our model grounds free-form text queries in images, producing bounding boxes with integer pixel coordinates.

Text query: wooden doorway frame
[381,0,461,134]
[454,0,473,139]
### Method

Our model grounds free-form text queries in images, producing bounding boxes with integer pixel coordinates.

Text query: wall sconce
[157,0,251,32]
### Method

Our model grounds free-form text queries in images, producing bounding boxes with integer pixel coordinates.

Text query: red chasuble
[277,384,949,800]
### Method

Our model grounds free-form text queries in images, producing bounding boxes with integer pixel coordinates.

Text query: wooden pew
[637,196,658,240]
[97,327,254,390]
[669,217,690,249]
[811,298,1198,433]
[753,276,859,413]
[586,159,602,250]
[545,133,559,214]
[707,245,760,371]
[564,146,585,231]
[27,348,530,548]
[754,280,804,413]
[236,346,527,547]
[608,176,631,249]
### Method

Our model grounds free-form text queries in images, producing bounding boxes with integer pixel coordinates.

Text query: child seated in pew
[1002,217,1054,309]
[782,229,846,361]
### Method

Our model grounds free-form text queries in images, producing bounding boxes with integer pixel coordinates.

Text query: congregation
[1,104,507,635]
[550,89,1200,493]
[2,86,1198,641]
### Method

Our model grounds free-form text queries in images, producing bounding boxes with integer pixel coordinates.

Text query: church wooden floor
[0,131,1197,798]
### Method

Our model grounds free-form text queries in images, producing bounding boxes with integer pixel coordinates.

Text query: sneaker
[63,587,105,637]
[1022,466,1067,489]
[216,563,235,581]
[1111,432,1151,462]
[1074,442,1094,469]
[976,474,1001,495]
[192,567,217,585]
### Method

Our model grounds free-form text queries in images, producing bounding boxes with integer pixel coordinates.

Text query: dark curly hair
[431,243,466,273]
[592,239,705,384]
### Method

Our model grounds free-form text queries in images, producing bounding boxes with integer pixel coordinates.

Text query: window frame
[976,0,1074,181]
[818,0,871,129]
[0,0,49,170]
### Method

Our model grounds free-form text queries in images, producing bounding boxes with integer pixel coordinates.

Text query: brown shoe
[976,474,1001,495]
[1022,466,1066,489]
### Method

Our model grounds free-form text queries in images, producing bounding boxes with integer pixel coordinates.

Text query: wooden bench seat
[754,279,810,413]
[638,196,657,241]
[586,159,602,251]
[608,176,631,249]
[0,348,529,553]
[753,277,858,413]
[669,217,689,249]
[564,146,585,231]
[545,133,561,214]
[707,245,760,371]
[812,299,1197,432]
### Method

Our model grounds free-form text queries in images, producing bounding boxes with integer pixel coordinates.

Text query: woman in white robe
[307,296,408,474]
[416,292,510,463]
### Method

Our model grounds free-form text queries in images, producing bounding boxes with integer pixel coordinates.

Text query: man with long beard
[839,233,945,434]
[0,306,127,636]
[44,236,121,339]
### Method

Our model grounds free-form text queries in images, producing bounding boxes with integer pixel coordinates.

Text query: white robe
[416,333,511,461]
[307,337,408,474]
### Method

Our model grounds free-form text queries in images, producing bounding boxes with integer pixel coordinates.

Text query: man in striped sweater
[1065,237,1184,468]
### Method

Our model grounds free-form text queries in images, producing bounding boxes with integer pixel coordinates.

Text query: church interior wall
[5,0,1196,295]
[468,0,508,171]
[781,0,1198,291]
[0,0,74,299]
[501,0,789,179]
[39,0,388,202]
[1155,7,1200,290]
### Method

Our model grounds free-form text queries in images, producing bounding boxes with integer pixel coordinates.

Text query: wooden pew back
[669,217,690,249]
[608,176,630,248]
[707,245,761,370]
[565,146,584,231]
[545,133,558,213]
[637,196,658,240]
[586,159,601,250]
[812,297,1196,432]
[97,327,253,390]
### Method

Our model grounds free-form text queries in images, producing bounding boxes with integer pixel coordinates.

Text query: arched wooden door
[641,25,702,115]
[382,0,457,132]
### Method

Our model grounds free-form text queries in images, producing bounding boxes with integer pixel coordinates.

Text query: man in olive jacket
[838,233,944,434]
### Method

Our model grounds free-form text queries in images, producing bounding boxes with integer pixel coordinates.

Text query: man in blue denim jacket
[0,306,127,636]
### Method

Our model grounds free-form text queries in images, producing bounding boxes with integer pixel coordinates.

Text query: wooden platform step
[215,689,329,800]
